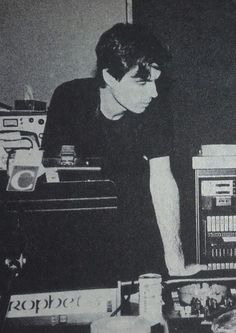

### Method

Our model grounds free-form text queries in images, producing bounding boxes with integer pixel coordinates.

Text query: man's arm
[42,82,76,157]
[149,156,205,276]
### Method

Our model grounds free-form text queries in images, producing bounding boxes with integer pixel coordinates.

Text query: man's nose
[149,82,158,98]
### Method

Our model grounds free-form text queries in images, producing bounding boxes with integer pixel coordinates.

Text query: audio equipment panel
[193,146,236,271]
[0,111,47,146]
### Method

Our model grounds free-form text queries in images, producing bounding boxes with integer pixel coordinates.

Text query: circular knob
[29,117,34,123]
[38,118,45,125]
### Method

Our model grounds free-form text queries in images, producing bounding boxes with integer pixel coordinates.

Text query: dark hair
[95,23,171,87]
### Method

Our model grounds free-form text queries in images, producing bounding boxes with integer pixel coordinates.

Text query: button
[38,118,45,125]
[59,315,67,323]
[29,117,34,123]
[51,316,59,325]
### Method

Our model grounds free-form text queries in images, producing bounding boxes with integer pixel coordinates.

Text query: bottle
[139,273,163,326]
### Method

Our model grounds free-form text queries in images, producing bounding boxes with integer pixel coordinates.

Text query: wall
[0,0,127,106]
[133,0,236,261]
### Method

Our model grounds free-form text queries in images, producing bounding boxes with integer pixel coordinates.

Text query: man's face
[110,65,161,114]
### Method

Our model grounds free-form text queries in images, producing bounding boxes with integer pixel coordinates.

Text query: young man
[42,23,205,278]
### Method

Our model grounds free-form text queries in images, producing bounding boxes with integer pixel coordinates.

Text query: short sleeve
[141,99,173,159]
[42,82,74,157]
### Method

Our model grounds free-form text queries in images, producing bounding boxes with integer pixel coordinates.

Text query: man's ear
[102,69,118,88]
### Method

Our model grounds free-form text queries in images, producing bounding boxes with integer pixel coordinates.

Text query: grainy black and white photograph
[0,0,236,332]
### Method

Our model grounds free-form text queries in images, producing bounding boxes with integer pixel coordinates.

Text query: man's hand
[169,263,207,276]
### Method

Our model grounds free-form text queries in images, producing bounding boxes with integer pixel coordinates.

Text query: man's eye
[137,81,147,85]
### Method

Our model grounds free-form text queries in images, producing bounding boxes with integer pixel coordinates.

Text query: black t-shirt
[43,78,172,160]
[42,78,173,279]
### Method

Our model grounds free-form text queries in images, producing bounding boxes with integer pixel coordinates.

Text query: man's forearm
[149,157,207,276]
[150,180,185,274]
[149,159,185,275]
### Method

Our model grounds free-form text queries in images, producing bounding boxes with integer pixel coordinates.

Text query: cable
[110,280,135,317]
